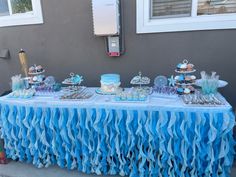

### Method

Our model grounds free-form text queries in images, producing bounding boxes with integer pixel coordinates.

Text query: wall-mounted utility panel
[107,36,120,56]
[92,0,120,36]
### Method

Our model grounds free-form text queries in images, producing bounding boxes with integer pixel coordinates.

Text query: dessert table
[0,88,235,177]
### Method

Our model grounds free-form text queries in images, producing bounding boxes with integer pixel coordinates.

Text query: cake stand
[62,73,84,92]
[95,88,123,95]
[130,72,151,94]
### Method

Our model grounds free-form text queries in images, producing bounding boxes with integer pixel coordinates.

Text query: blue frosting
[101,74,120,84]
[71,75,83,84]
[177,63,182,68]
[178,75,185,81]
[177,87,184,92]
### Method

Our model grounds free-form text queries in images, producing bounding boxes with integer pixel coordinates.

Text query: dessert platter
[61,86,86,93]
[96,74,122,95]
[114,88,149,102]
[181,91,224,106]
[60,88,94,100]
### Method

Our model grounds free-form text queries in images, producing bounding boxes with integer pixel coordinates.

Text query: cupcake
[177,63,182,71]
[185,75,196,83]
[175,75,185,83]
[33,76,38,82]
[184,88,191,94]
[36,65,43,72]
[188,86,195,93]
[177,88,184,94]
[190,75,196,80]
[187,64,194,71]
[177,63,187,72]
[29,66,35,73]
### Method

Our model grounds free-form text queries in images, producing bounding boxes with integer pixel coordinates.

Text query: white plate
[195,79,228,88]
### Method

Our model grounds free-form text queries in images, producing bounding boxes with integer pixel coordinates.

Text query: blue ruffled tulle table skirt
[0,103,235,177]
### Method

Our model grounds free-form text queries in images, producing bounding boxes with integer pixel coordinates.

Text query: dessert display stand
[28,68,45,86]
[175,60,196,94]
[62,73,84,93]
[130,71,151,94]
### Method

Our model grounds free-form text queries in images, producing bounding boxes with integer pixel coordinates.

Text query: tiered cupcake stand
[175,60,196,94]
[28,67,45,87]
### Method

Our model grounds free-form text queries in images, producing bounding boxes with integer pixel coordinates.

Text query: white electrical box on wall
[92,0,120,36]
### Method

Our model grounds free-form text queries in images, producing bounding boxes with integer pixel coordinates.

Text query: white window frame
[0,0,43,27]
[137,0,236,33]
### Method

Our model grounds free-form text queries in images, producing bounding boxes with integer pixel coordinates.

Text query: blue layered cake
[100,74,121,93]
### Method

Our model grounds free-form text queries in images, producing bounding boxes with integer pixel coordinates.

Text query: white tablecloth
[0,88,232,111]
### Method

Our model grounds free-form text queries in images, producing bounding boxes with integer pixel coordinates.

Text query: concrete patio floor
[0,161,236,177]
[0,161,120,177]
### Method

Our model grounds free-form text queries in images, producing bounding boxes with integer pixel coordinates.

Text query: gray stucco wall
[0,0,235,107]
